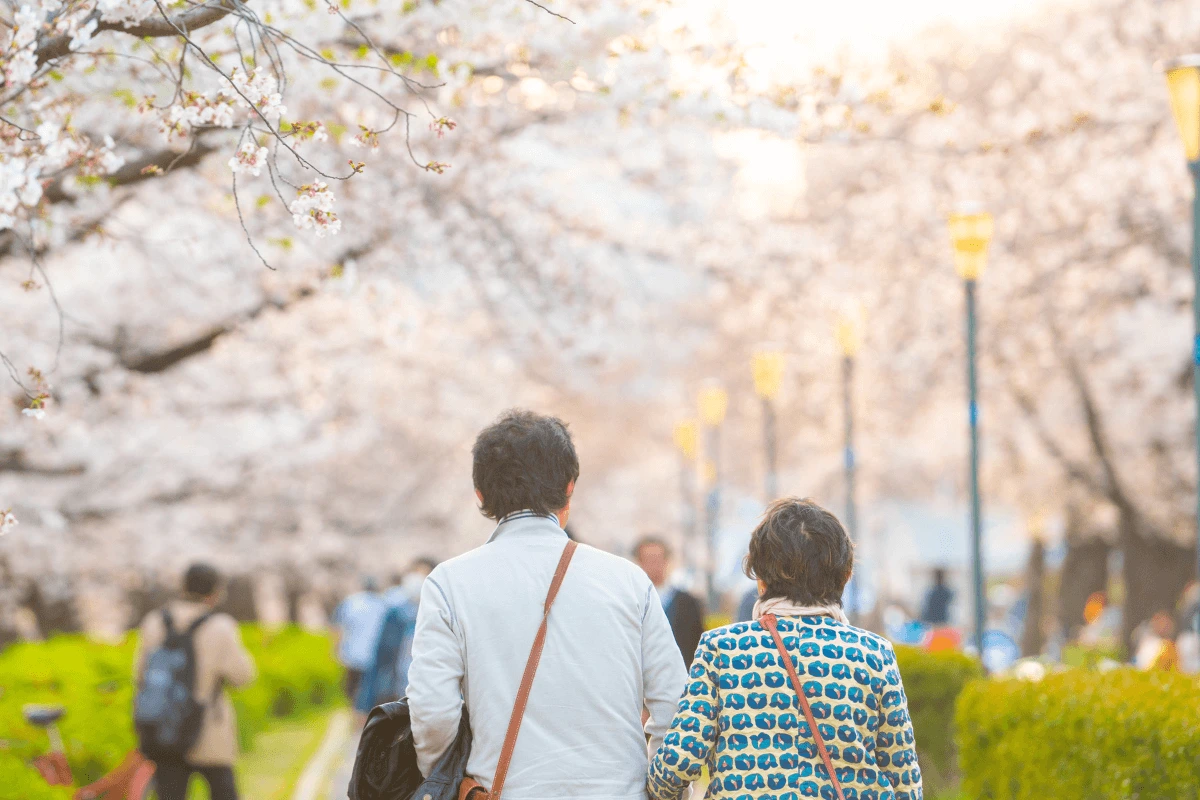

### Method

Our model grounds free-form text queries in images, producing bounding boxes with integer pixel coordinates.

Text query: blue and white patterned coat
[647,615,923,800]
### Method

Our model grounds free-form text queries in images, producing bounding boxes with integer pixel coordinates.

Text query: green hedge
[956,668,1200,799]
[0,625,341,800]
[893,646,983,795]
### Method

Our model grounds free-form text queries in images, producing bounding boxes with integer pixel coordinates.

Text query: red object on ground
[33,751,72,785]
[74,750,156,800]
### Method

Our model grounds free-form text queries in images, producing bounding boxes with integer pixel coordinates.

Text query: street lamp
[1161,55,1200,639]
[698,382,728,613]
[835,315,861,620]
[673,419,700,573]
[948,205,995,657]
[752,349,785,501]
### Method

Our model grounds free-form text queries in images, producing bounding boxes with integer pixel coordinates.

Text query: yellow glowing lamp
[698,384,728,427]
[751,350,785,400]
[834,316,861,357]
[1162,56,1200,162]
[948,207,994,281]
[673,420,699,460]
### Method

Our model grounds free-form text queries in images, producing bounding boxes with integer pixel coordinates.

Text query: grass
[180,707,340,799]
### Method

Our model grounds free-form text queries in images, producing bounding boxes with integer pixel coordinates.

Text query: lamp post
[673,419,700,572]
[948,206,995,657]
[1161,55,1200,639]
[698,383,729,613]
[752,349,785,501]
[835,316,861,620]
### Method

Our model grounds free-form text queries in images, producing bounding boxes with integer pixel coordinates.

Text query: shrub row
[0,625,341,800]
[956,668,1200,799]
[892,645,983,795]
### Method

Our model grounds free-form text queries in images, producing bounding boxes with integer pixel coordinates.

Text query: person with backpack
[407,410,688,800]
[134,563,256,800]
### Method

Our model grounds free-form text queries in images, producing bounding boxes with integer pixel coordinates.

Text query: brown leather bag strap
[489,540,578,800]
[761,614,847,800]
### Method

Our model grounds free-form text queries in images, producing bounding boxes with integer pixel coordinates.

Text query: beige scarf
[752,595,851,625]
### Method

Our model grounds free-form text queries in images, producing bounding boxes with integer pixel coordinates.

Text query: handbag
[760,613,847,800]
[348,698,472,800]
[458,540,578,800]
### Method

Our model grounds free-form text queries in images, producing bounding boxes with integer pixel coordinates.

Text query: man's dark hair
[744,497,853,606]
[183,563,222,598]
[633,536,671,561]
[472,409,580,520]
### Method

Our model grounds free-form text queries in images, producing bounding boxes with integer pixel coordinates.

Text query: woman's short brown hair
[744,497,853,606]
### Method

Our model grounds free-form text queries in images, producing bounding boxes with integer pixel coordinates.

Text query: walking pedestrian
[333,576,388,717]
[408,409,687,800]
[356,559,436,713]
[634,536,705,667]
[134,563,256,800]
[920,568,954,626]
[647,498,922,800]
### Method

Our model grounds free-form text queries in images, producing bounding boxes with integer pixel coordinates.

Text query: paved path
[291,709,353,800]
[323,719,361,800]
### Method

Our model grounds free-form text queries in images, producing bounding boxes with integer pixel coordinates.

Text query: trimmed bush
[956,668,1200,799]
[0,625,341,798]
[893,645,983,794]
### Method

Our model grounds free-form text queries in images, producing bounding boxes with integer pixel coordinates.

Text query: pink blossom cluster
[0,509,16,536]
[228,142,269,176]
[229,68,288,124]
[288,181,341,237]
[157,90,240,139]
[0,122,123,230]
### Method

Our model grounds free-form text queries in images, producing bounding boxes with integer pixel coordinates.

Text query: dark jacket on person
[661,587,704,666]
[921,584,954,625]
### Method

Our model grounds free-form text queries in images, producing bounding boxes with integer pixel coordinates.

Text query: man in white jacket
[408,410,688,800]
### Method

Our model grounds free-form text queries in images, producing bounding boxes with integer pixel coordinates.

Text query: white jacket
[408,513,688,800]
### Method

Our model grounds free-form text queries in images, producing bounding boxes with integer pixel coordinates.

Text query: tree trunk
[1020,539,1047,657]
[124,577,173,630]
[25,580,81,636]
[221,574,259,622]
[1058,535,1110,641]
[283,569,310,624]
[1120,508,1194,653]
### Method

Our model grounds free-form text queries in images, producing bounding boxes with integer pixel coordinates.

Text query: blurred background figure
[1176,581,1200,673]
[332,576,386,721]
[135,564,255,800]
[921,568,954,626]
[1134,611,1179,672]
[355,556,440,714]
[736,584,758,622]
[634,536,703,666]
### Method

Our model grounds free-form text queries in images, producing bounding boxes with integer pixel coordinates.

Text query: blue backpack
[134,609,213,760]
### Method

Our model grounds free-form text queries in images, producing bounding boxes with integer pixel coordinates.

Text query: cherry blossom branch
[35,0,244,66]
[523,0,575,24]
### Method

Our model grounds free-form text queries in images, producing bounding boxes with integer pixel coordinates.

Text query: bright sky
[698,0,1066,213]
[724,0,1056,59]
